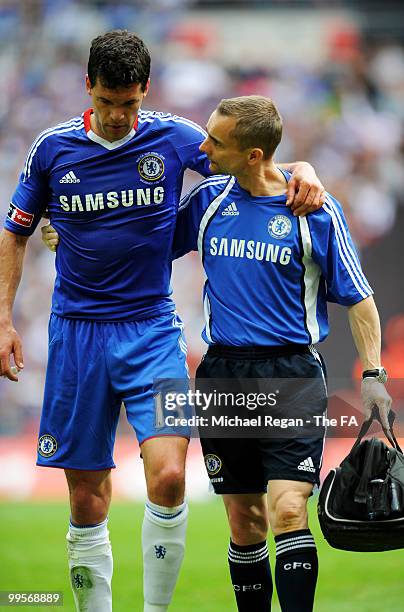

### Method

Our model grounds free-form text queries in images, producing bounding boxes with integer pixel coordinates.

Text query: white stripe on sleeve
[324,198,372,297]
[298,216,321,344]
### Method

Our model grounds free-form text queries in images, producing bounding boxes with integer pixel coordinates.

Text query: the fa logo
[38,434,58,458]
[268,214,292,239]
[138,153,165,182]
[205,453,222,475]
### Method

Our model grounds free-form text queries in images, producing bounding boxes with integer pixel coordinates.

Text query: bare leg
[141,437,189,611]
[222,493,272,611]
[65,469,113,612]
[268,480,317,612]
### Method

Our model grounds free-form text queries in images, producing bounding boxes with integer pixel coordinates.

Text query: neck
[90,112,104,138]
[90,111,132,143]
[236,162,287,196]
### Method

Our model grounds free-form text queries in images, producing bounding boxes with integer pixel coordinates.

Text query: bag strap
[351,408,402,453]
[354,438,379,503]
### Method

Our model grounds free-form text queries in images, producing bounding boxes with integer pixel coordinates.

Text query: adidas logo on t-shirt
[59,171,80,183]
[297,456,316,473]
[222,202,239,216]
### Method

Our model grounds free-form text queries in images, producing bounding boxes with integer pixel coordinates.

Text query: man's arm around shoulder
[0,229,28,381]
[277,161,325,215]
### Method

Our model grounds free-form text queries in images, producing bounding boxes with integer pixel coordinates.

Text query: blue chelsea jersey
[173,173,373,347]
[4,109,210,320]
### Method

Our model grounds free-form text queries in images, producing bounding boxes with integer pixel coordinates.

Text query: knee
[227,502,269,545]
[147,466,185,506]
[67,474,111,524]
[269,491,308,536]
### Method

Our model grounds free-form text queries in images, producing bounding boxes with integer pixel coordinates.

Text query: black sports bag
[318,409,404,551]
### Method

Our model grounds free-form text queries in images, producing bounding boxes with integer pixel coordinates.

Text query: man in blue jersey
[1,30,326,611]
[169,96,392,611]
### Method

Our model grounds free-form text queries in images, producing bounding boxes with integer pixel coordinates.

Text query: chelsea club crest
[205,454,222,475]
[268,214,292,239]
[137,153,165,182]
[38,434,58,458]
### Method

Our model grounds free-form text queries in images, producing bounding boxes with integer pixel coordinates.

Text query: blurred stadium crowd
[0,0,403,435]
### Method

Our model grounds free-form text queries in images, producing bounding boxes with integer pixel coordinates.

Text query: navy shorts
[196,344,327,494]
[37,312,189,470]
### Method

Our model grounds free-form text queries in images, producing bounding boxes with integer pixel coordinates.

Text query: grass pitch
[0,498,403,611]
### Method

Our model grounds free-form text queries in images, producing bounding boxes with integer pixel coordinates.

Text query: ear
[143,78,150,97]
[85,75,92,96]
[248,148,264,165]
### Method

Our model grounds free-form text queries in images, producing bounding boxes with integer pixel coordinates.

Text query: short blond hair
[217,95,282,159]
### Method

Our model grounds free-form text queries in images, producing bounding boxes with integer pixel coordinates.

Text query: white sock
[142,499,188,610]
[66,518,113,612]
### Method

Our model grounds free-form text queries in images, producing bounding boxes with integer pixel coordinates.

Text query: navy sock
[275,529,318,612]
[228,540,273,611]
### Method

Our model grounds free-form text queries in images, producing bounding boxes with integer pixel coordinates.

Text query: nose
[199,137,209,153]
[110,108,125,124]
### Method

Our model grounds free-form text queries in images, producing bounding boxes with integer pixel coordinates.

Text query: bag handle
[354,438,379,504]
[351,407,402,454]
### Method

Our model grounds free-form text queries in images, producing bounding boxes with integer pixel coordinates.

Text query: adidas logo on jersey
[222,202,239,216]
[59,171,80,184]
[297,457,316,473]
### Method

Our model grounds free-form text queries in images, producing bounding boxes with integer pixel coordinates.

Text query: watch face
[378,368,388,384]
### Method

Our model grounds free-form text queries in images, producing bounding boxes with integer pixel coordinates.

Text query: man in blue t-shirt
[1,31,326,611]
[171,95,392,611]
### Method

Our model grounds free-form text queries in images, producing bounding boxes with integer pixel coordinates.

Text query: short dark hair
[217,96,283,159]
[88,30,151,90]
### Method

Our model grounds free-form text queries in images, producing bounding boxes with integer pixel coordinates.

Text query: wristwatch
[362,367,388,384]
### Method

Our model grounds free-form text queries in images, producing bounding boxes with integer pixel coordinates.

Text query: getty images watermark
[165,388,279,411]
[151,377,396,439]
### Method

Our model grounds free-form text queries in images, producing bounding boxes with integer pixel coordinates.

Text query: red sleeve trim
[83,108,93,133]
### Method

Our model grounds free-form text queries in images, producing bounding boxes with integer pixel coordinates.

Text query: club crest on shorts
[38,434,58,457]
[205,453,222,475]
[268,215,292,239]
[137,153,165,182]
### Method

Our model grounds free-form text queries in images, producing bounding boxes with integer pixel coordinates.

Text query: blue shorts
[37,312,189,470]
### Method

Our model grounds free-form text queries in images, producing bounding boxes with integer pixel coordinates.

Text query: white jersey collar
[83,107,137,150]
[86,127,136,150]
